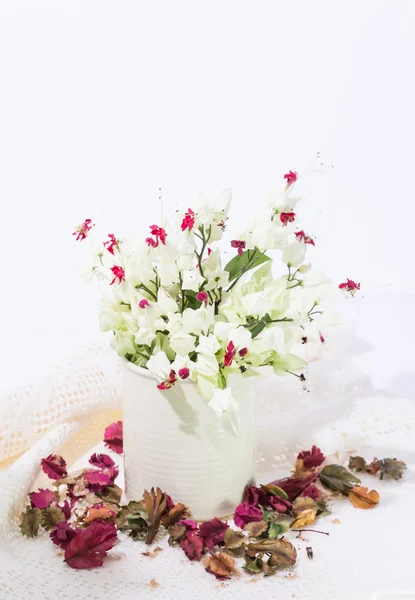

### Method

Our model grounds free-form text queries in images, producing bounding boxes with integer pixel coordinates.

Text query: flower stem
[292,529,329,536]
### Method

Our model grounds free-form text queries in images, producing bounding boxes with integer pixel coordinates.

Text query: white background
[0,0,414,360]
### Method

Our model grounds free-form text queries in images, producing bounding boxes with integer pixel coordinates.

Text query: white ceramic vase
[122,358,256,521]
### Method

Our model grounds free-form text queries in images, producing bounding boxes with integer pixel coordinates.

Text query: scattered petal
[234,503,263,529]
[29,488,56,509]
[180,531,204,561]
[348,486,380,509]
[104,421,123,454]
[199,517,229,549]
[64,521,118,569]
[50,521,78,549]
[41,454,68,480]
[204,552,237,580]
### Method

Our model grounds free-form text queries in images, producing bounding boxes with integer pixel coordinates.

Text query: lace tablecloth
[1,333,415,600]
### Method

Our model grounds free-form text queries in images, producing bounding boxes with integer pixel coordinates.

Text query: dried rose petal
[103,421,123,454]
[297,446,325,470]
[180,531,204,561]
[29,488,56,509]
[50,521,78,549]
[180,519,198,531]
[269,473,318,501]
[41,454,68,480]
[199,518,229,549]
[84,470,112,492]
[58,499,72,520]
[233,502,263,529]
[64,521,118,569]
[301,485,323,501]
[165,494,175,512]
[267,495,291,513]
[88,453,115,470]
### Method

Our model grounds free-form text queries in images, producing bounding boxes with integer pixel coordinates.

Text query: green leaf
[319,464,361,496]
[97,484,123,505]
[261,484,289,500]
[266,522,289,539]
[224,248,271,283]
[247,538,297,569]
[19,507,42,537]
[41,505,65,531]
[243,554,264,574]
[224,528,246,556]
[374,458,407,480]
[348,456,368,472]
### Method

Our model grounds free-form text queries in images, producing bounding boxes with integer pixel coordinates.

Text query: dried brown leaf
[204,552,237,579]
[348,486,380,509]
[290,508,317,529]
[161,502,190,528]
[143,487,167,544]
[247,538,297,569]
[244,521,268,537]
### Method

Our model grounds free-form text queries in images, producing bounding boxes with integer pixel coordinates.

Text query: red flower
[41,454,67,480]
[178,368,190,380]
[301,485,323,501]
[64,521,118,570]
[109,265,125,285]
[89,453,115,470]
[218,217,228,231]
[139,299,150,309]
[295,230,315,246]
[84,470,112,492]
[280,212,296,226]
[267,495,291,513]
[268,473,318,501]
[243,485,268,507]
[29,488,56,509]
[223,341,236,367]
[157,370,177,390]
[233,502,263,529]
[103,421,123,454]
[297,445,325,470]
[180,531,204,561]
[238,347,248,358]
[284,170,298,187]
[199,518,229,549]
[103,233,119,255]
[50,521,78,550]
[146,224,167,247]
[339,278,361,295]
[181,208,195,231]
[72,218,94,241]
[230,239,246,256]
[196,291,208,306]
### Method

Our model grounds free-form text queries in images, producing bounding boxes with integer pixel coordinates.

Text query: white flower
[259,325,285,354]
[169,331,196,356]
[214,321,234,341]
[171,354,196,378]
[182,268,206,292]
[157,289,178,315]
[282,243,306,267]
[208,387,239,416]
[146,351,172,380]
[182,306,214,336]
[227,327,252,350]
[176,254,194,270]
[110,330,136,356]
[196,353,219,377]
[157,262,180,287]
[196,334,221,355]
[135,327,156,346]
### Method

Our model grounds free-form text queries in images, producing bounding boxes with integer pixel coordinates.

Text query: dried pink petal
[84,470,112,492]
[233,502,263,529]
[180,519,198,531]
[58,500,72,520]
[103,421,123,454]
[64,521,118,569]
[50,521,78,549]
[180,531,204,561]
[88,453,115,470]
[165,494,175,512]
[41,454,68,480]
[29,488,56,509]
[301,485,323,501]
[297,446,325,470]
[199,518,229,549]
[267,495,291,513]
[269,473,318,501]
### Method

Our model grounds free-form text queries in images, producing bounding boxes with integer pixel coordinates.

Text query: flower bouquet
[74,167,354,519]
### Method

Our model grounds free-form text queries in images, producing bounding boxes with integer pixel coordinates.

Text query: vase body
[122,359,256,521]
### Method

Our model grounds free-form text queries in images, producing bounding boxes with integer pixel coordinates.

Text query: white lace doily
[1,338,415,600]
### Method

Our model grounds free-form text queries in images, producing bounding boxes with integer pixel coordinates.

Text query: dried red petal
[199,518,229,549]
[64,521,118,569]
[103,421,123,454]
[267,495,291,513]
[88,453,115,470]
[269,473,318,501]
[233,502,263,529]
[41,454,68,480]
[243,485,268,507]
[58,499,72,520]
[29,488,56,509]
[180,531,204,561]
[84,470,112,492]
[180,519,198,531]
[297,446,325,470]
[301,485,323,501]
[50,521,78,549]
[165,494,175,512]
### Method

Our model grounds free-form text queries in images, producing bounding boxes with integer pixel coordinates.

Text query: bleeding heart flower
[29,488,56,509]
[233,502,263,529]
[280,212,296,226]
[109,265,125,285]
[284,170,298,187]
[295,230,315,246]
[103,233,119,255]
[41,454,67,480]
[72,218,94,241]
[146,224,167,247]
[230,239,246,256]
[157,370,177,390]
[104,421,123,454]
[238,347,248,358]
[339,278,360,295]
[181,208,195,231]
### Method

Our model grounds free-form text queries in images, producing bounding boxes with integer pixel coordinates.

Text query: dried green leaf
[244,521,268,537]
[223,528,246,556]
[19,507,42,537]
[246,538,297,569]
[319,464,361,496]
[266,522,289,539]
[41,505,65,531]
[168,522,187,545]
[97,484,123,505]
[243,554,264,574]
[127,500,146,514]
[261,484,289,500]
[348,456,368,472]
[373,458,407,481]
[115,506,130,529]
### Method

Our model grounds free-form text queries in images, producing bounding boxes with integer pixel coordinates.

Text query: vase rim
[121,356,193,384]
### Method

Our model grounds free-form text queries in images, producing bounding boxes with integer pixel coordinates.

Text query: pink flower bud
[196,291,208,305]
[139,299,150,309]
[178,368,190,380]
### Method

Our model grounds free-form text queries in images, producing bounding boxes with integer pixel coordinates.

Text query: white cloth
[1,323,415,599]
